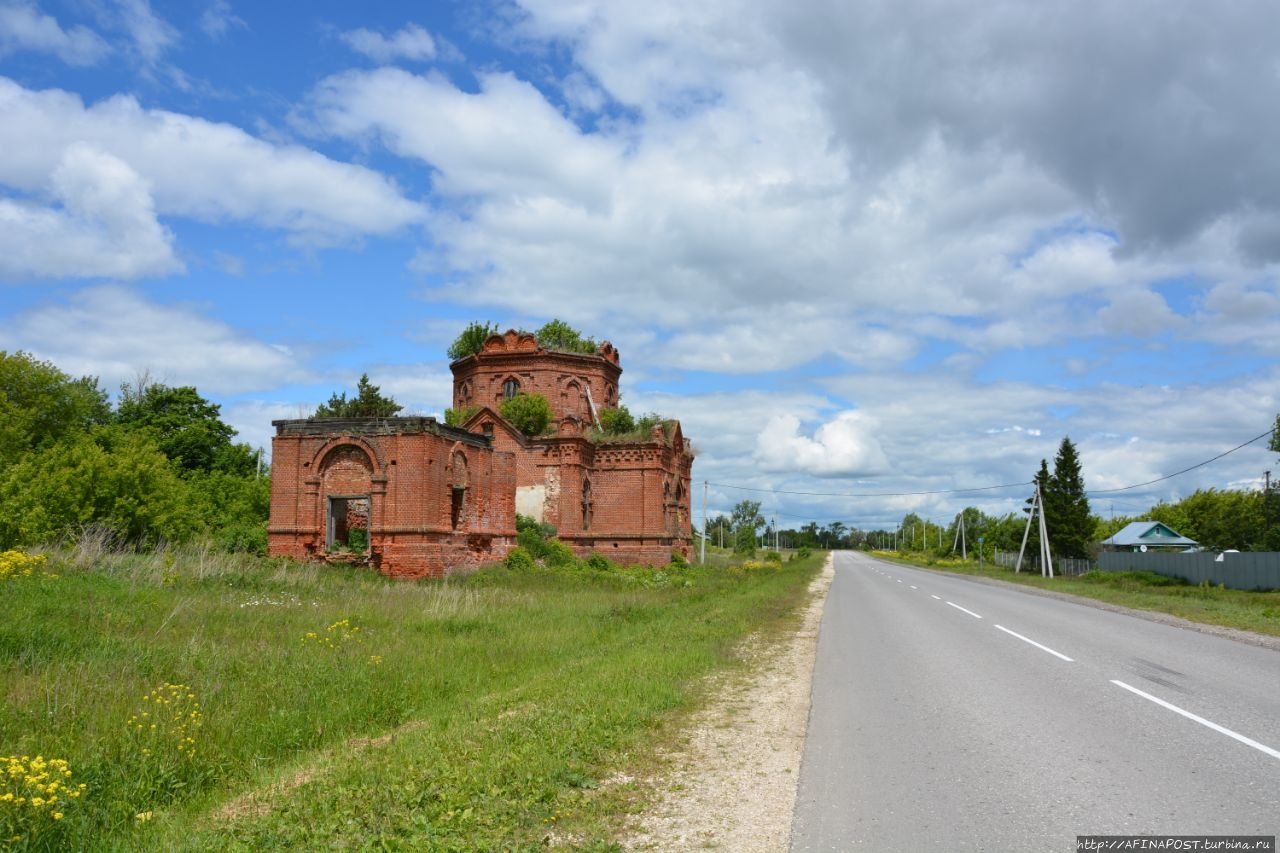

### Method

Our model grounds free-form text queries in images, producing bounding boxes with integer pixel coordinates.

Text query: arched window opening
[450,451,468,531]
[582,479,593,531]
[502,377,520,400]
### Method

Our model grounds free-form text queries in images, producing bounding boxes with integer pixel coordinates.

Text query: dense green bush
[597,406,635,434]
[0,430,197,548]
[516,516,576,566]
[443,405,481,427]
[504,546,536,572]
[500,393,553,436]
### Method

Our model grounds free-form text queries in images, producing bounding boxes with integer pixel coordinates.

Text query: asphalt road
[790,551,1280,852]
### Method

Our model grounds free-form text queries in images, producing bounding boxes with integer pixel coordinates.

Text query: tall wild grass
[1,534,821,851]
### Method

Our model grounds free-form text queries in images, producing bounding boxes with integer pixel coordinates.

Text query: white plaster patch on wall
[516,485,546,521]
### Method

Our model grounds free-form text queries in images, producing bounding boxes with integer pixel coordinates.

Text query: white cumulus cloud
[0,285,307,395]
[0,77,425,250]
[0,142,181,280]
[754,411,889,477]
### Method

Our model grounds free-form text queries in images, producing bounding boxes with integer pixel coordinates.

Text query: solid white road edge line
[946,601,983,619]
[994,624,1074,662]
[1111,680,1280,761]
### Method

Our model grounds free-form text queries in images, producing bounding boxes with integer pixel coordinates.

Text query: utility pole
[952,512,967,560]
[1265,471,1272,546]
[1038,485,1054,578]
[700,480,708,565]
[1016,481,1054,577]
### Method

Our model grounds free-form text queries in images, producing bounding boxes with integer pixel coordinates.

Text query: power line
[707,425,1278,502]
[1085,428,1275,494]
[706,480,1029,499]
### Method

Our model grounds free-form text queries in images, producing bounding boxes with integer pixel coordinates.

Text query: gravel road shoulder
[622,555,834,852]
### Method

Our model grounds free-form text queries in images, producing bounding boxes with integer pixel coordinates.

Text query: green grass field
[873,551,1280,638]
[1,546,822,851]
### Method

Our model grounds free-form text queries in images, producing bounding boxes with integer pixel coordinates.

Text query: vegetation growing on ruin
[442,404,481,427]
[445,319,598,361]
[588,406,673,444]
[499,392,553,436]
[446,321,501,362]
[533,318,597,354]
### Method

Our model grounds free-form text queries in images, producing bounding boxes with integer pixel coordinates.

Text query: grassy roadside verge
[870,551,1280,638]
[1,546,822,851]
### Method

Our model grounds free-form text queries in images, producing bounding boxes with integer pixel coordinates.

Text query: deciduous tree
[730,499,764,555]
[0,350,109,465]
[116,380,241,475]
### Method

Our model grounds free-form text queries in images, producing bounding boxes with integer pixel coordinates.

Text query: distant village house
[1099,521,1199,553]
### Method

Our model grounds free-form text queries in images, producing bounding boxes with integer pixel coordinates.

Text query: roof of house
[1100,521,1198,548]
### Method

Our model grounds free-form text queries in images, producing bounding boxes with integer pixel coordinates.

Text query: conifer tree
[1046,437,1093,559]
[314,374,402,418]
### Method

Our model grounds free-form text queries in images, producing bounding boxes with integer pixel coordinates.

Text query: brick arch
[448,443,469,488]
[561,378,585,420]
[308,436,386,477]
[311,441,379,557]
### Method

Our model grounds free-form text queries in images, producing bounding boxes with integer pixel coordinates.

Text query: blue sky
[2,0,1278,533]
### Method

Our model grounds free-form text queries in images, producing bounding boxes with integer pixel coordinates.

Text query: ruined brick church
[267,330,695,578]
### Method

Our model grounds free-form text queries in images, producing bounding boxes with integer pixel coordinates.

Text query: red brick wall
[452,330,622,423]
[449,336,694,565]
[268,419,517,579]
